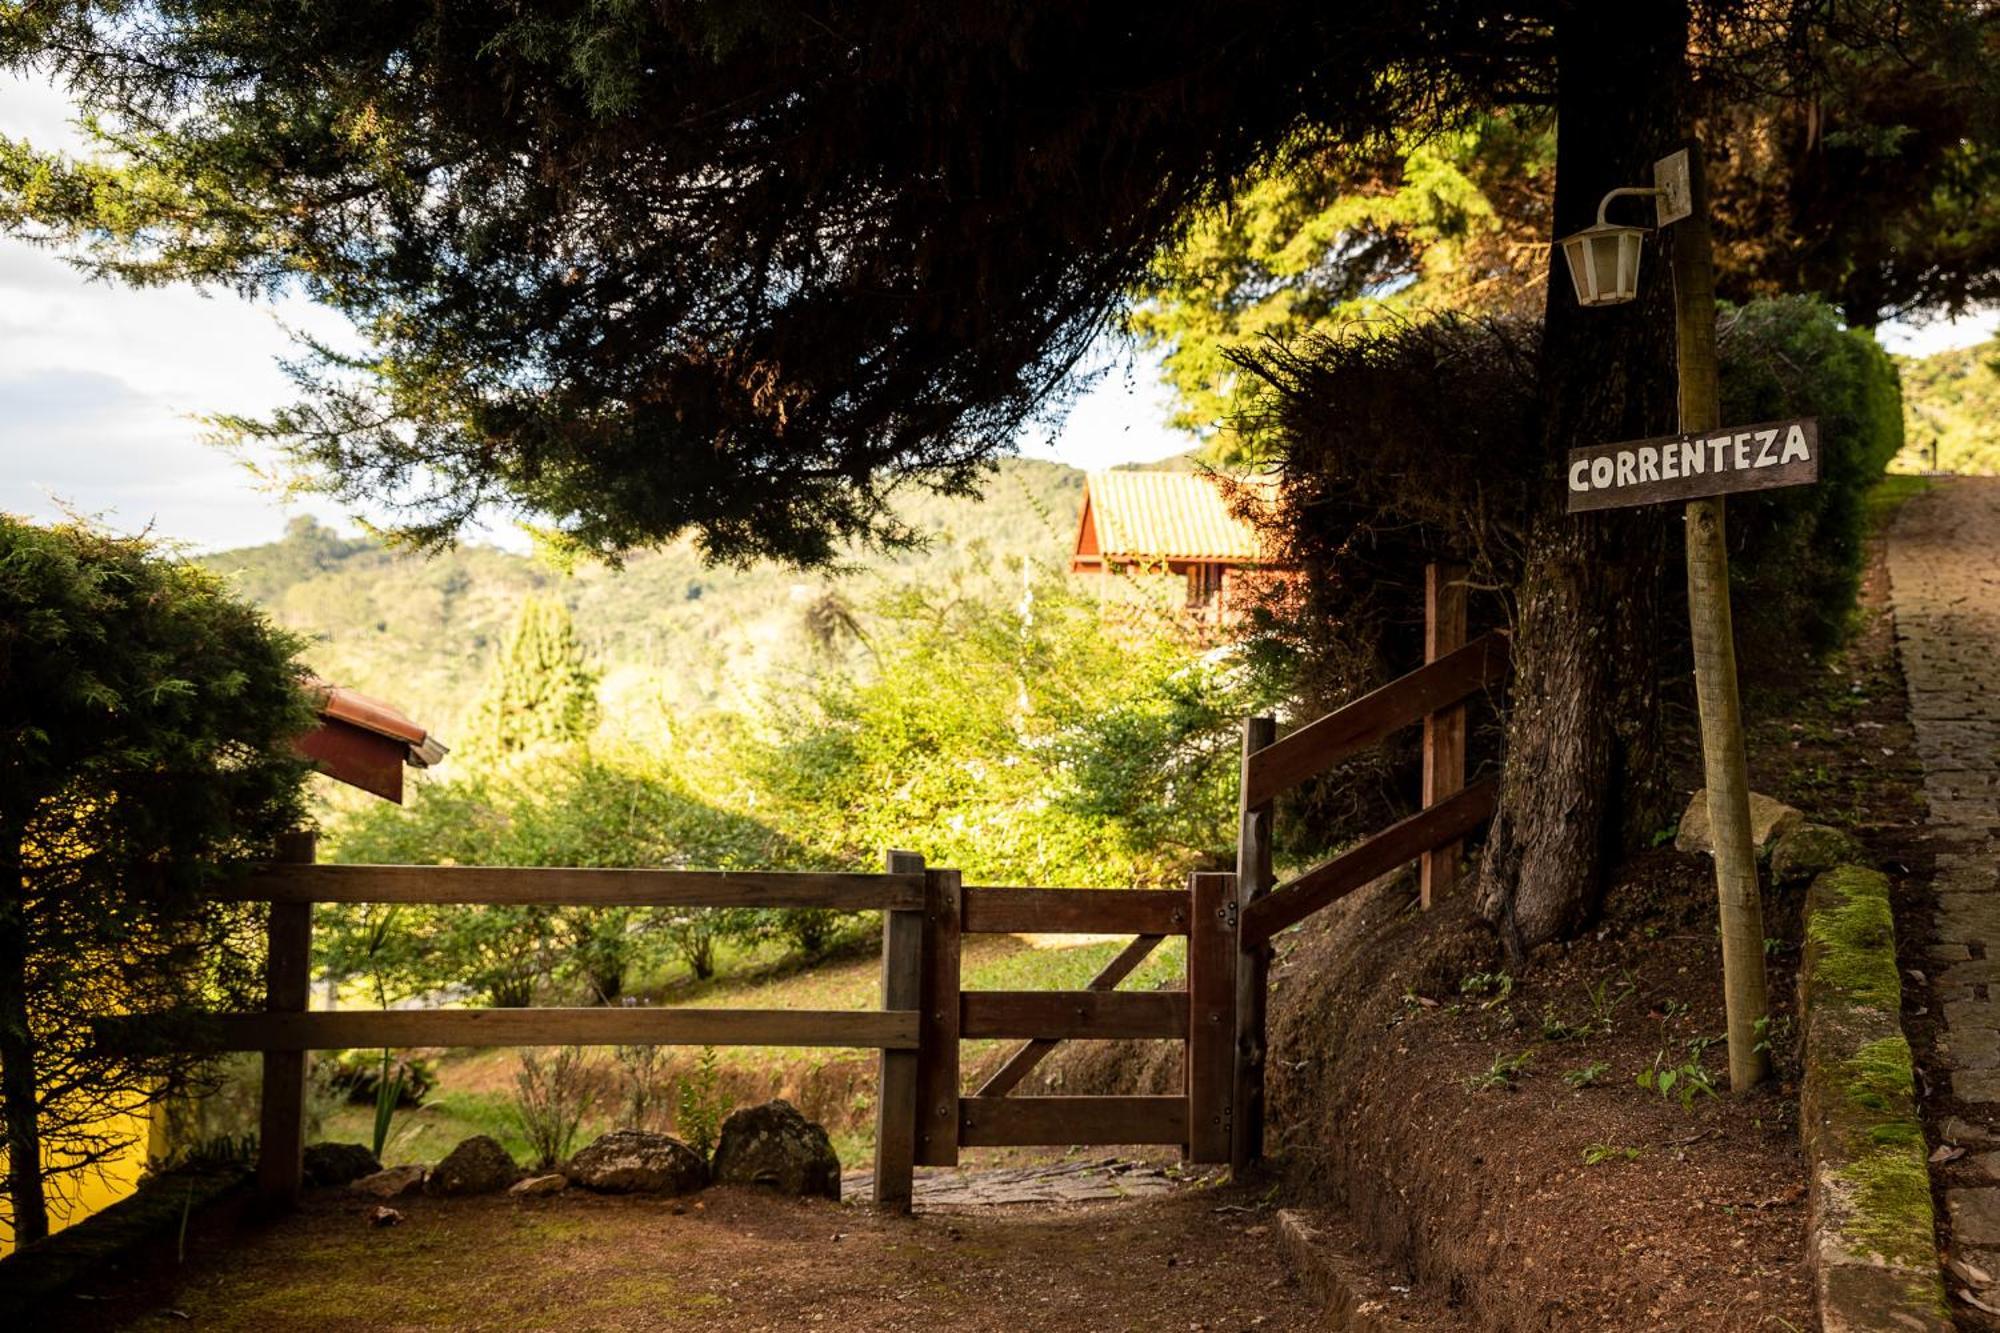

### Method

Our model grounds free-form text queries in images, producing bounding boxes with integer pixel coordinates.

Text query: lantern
[1559,216,1647,307]
[1560,156,1693,307]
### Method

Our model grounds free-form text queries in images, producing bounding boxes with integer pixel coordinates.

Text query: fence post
[257,829,315,1213]
[873,850,925,1211]
[1233,716,1277,1175]
[1187,872,1238,1164]
[914,867,961,1167]
[1421,562,1470,908]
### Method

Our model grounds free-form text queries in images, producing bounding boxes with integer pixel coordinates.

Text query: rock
[566,1129,708,1195]
[711,1099,841,1201]
[425,1136,521,1197]
[350,1164,427,1199]
[303,1141,382,1189]
[510,1172,568,1197]
[1771,823,1865,887]
[1674,788,1805,857]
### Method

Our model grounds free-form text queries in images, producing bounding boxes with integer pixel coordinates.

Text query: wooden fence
[1230,562,1508,1169]
[104,563,1505,1211]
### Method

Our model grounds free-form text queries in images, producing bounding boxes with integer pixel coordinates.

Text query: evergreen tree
[0,515,312,1245]
[3,1,1995,948]
[469,596,600,762]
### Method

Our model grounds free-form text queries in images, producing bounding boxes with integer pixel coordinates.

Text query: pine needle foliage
[0,515,314,1245]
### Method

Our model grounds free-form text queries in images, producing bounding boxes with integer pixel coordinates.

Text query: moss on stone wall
[1800,865,1950,1328]
[1805,866,1902,1011]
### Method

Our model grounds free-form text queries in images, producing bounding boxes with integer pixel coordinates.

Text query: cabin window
[1187,563,1223,609]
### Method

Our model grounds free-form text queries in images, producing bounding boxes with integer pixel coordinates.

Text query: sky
[1,72,1992,556]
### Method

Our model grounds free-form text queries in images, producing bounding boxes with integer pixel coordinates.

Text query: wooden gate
[919,874,1238,1167]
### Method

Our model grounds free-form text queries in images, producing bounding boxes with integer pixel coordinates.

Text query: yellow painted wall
[0,1110,151,1258]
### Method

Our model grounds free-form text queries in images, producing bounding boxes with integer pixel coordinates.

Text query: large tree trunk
[0,824,49,1246]
[1477,0,1689,955]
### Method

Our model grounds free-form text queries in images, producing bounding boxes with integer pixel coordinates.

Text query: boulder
[1674,789,1804,857]
[711,1099,841,1201]
[1771,823,1865,888]
[424,1136,521,1197]
[350,1164,427,1199]
[566,1129,708,1196]
[510,1172,569,1197]
[303,1141,381,1189]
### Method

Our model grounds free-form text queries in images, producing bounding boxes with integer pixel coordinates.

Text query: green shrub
[747,562,1272,887]
[328,1049,436,1107]
[1241,297,1898,708]
[1713,296,1904,672]
[320,747,804,1001]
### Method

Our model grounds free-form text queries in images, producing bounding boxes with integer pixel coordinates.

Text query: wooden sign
[1567,417,1818,513]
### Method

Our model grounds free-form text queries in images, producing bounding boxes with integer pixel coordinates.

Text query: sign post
[1668,144,1770,1091]
[1561,144,1805,1091]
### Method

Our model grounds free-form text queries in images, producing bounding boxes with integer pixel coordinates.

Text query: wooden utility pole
[1666,143,1771,1090]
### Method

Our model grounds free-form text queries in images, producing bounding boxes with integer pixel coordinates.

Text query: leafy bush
[1898,338,2000,474]
[748,562,1272,888]
[320,746,805,1001]
[611,1043,673,1133]
[327,1049,435,1108]
[1711,296,1904,669]
[674,1047,727,1161]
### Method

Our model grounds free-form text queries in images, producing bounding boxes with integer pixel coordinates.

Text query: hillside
[1897,336,2000,474]
[202,458,1097,741]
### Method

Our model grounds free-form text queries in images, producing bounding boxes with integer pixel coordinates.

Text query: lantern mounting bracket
[1652,149,1693,227]
[1594,186,1663,229]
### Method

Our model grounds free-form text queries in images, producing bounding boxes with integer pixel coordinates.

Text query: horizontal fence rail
[960,886,1191,935]
[102,1007,919,1053]
[213,864,926,910]
[1240,777,1500,946]
[958,991,1188,1042]
[1242,629,1509,808]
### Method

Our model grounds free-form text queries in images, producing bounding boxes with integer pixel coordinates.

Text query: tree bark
[0,823,49,1246]
[1477,0,1689,955]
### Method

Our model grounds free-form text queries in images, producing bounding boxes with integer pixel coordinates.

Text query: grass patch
[1864,473,1932,530]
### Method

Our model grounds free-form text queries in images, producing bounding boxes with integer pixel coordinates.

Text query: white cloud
[1877,308,1999,358]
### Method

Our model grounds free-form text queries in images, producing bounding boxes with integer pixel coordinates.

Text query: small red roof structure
[1071,470,1290,622]
[295,680,446,803]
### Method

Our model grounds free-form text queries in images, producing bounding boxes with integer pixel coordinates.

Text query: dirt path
[1887,476,2000,1320]
[99,1174,1322,1332]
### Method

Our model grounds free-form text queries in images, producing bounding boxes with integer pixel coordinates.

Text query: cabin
[296,680,447,803]
[1070,470,1289,624]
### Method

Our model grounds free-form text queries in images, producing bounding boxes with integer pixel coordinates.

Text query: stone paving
[842,1156,1200,1207]
[1886,478,2000,1266]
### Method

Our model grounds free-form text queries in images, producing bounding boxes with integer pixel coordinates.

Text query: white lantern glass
[1560,223,1646,306]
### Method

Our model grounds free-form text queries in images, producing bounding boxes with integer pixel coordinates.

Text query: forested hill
[202,457,1096,740]
[1899,336,2000,474]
